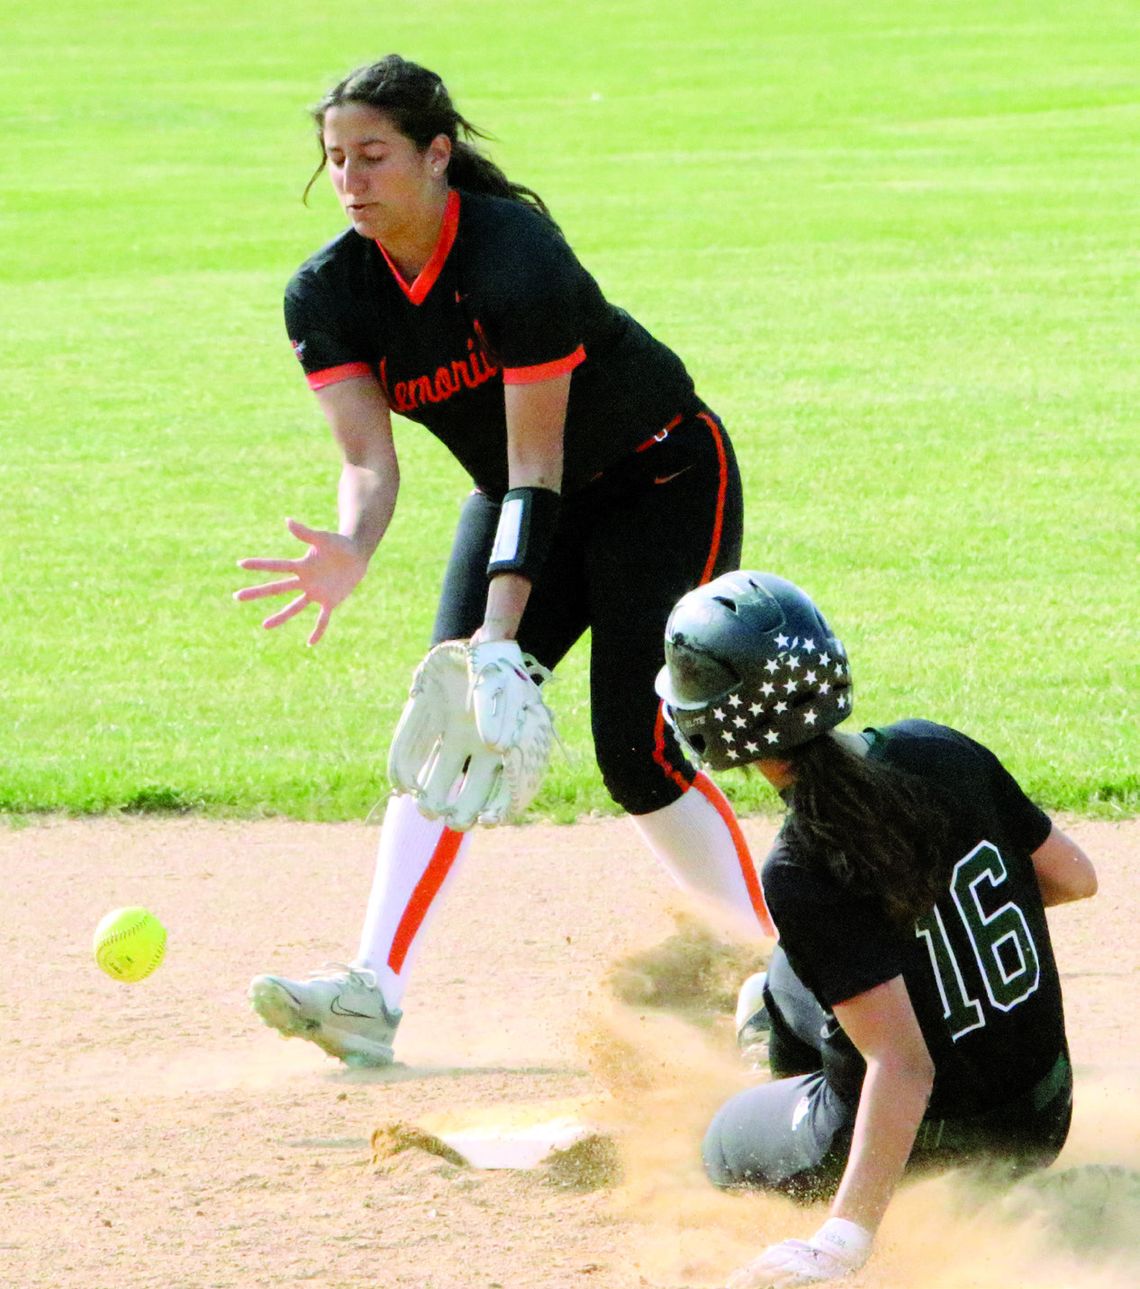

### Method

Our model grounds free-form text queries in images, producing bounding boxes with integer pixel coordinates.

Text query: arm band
[487,486,561,583]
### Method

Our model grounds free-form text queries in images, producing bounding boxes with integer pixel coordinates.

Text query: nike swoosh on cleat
[329,996,383,1020]
[653,466,694,485]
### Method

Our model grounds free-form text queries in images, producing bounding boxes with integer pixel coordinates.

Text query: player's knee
[700,1114,787,1193]
[700,1112,740,1189]
[597,758,688,817]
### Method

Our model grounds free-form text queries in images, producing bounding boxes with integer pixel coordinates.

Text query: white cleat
[734,970,770,1048]
[249,964,401,1067]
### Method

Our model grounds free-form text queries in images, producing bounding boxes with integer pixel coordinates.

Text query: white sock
[355,793,472,1010]
[630,772,775,938]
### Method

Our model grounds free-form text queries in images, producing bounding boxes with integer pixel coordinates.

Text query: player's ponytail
[305,55,553,219]
[781,735,952,925]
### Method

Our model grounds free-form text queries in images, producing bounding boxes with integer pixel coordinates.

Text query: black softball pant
[702,946,1073,1200]
[431,407,743,815]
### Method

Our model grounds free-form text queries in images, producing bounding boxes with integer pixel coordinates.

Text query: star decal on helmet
[658,571,854,768]
[697,634,853,763]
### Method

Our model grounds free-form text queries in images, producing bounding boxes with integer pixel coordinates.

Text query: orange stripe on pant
[696,411,728,586]
[387,826,465,974]
[692,771,776,938]
[652,410,732,793]
[653,703,693,793]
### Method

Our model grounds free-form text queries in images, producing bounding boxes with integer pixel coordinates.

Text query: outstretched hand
[234,518,369,646]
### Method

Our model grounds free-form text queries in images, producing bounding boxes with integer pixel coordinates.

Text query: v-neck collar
[376,188,460,306]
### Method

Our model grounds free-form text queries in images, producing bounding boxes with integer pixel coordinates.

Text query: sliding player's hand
[727,1219,871,1287]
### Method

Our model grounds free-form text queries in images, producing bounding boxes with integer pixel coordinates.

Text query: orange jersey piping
[306,361,374,390]
[502,345,586,385]
[376,188,461,306]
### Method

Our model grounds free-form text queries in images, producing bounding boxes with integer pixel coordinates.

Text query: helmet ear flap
[661,702,708,768]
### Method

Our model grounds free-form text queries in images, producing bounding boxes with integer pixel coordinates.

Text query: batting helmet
[654,571,852,769]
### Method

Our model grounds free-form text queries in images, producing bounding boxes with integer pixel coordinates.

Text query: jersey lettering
[952,840,1041,1011]
[914,840,1041,1041]
[915,904,985,1040]
[379,338,499,415]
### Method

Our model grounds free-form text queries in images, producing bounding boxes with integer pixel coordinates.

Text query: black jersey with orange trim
[760,720,1061,1118]
[284,189,699,500]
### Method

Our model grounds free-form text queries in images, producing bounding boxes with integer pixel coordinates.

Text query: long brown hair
[304,54,551,217]
[781,735,953,924]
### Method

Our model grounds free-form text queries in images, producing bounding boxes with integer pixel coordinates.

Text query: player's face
[321,103,446,242]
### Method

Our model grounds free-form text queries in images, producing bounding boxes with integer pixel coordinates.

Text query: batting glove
[726,1218,872,1288]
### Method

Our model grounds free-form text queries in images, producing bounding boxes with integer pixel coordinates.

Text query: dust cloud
[581,917,1140,1289]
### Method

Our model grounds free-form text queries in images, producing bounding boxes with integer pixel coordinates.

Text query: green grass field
[2,0,1136,820]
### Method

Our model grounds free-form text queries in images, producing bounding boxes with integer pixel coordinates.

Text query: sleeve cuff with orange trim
[502,345,586,386]
[306,362,375,391]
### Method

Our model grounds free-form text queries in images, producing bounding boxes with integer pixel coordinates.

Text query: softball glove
[388,639,555,831]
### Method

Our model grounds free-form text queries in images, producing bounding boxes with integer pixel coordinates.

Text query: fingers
[262,594,310,630]
[237,557,302,574]
[234,518,321,576]
[286,516,321,544]
[307,605,331,647]
[234,521,340,640]
[233,577,302,603]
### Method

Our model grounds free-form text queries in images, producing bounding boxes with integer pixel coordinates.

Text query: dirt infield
[1,815,1136,1288]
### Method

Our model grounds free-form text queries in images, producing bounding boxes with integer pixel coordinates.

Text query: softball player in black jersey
[656,572,1097,1288]
[235,56,773,1068]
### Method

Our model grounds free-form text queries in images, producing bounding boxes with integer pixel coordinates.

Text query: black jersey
[761,720,1060,1117]
[284,188,699,500]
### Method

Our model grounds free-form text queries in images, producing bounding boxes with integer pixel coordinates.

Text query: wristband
[487,486,561,583]
[811,1217,872,1271]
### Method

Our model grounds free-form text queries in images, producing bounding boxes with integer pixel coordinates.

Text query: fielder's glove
[726,1219,872,1288]
[388,639,555,831]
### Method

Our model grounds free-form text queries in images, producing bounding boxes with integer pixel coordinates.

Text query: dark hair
[303,54,551,217]
[781,735,953,925]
